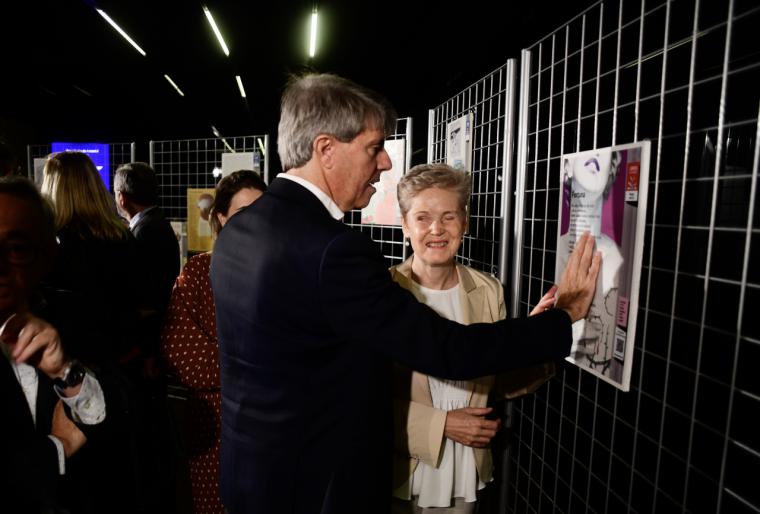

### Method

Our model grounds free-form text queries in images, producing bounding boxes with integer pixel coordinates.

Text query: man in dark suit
[114,162,180,318]
[114,162,184,513]
[211,73,601,514]
[0,176,129,513]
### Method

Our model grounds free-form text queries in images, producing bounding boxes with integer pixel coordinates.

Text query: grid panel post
[512,51,532,318]
[498,59,518,284]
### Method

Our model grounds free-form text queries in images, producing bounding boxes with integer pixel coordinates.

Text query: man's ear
[313,134,335,168]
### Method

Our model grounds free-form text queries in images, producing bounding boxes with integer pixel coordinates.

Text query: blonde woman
[41,151,139,364]
[391,164,557,513]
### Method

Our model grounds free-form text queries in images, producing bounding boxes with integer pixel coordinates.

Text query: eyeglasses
[0,240,39,266]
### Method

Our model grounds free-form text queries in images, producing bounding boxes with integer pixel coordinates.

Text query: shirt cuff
[56,372,106,425]
[47,435,66,475]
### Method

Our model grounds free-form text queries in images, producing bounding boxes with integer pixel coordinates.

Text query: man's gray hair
[397,163,472,220]
[277,73,397,170]
[114,162,159,206]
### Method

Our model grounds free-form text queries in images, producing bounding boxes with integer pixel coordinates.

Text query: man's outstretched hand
[555,232,601,323]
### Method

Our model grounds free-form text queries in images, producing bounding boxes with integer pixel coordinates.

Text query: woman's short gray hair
[397,163,471,219]
[277,73,397,170]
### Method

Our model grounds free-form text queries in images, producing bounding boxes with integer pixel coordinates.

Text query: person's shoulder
[459,264,501,289]
[185,252,211,275]
[320,228,385,270]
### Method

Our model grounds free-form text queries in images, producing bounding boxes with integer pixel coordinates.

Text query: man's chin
[354,187,376,210]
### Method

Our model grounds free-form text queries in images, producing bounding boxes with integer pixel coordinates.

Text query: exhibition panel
[149,135,269,223]
[27,141,135,192]
[427,60,519,282]
[510,1,759,513]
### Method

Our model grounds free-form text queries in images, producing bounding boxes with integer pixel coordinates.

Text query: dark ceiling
[1,0,595,171]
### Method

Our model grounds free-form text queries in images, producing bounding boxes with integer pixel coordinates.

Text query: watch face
[64,361,87,388]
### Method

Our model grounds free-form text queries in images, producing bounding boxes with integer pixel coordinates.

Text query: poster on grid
[360,138,406,225]
[445,112,473,172]
[555,141,651,391]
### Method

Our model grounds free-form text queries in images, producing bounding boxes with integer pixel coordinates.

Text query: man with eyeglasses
[0,176,131,513]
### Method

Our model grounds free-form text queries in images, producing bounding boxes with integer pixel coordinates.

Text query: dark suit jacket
[44,229,141,364]
[131,207,180,315]
[0,356,60,513]
[131,207,180,358]
[210,178,572,514]
[0,355,138,514]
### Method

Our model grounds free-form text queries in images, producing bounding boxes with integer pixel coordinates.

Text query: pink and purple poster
[555,141,650,391]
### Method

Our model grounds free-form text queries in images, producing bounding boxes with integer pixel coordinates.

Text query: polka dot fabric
[161,253,223,514]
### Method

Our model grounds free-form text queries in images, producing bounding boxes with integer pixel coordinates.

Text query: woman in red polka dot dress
[161,170,267,514]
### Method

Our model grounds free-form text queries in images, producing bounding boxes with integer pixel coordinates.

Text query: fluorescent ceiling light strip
[235,75,246,98]
[221,138,234,153]
[96,9,147,56]
[257,138,266,156]
[211,126,234,152]
[204,6,230,56]
[309,10,318,57]
[164,74,185,97]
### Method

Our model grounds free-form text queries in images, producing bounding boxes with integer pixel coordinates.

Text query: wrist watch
[53,360,87,389]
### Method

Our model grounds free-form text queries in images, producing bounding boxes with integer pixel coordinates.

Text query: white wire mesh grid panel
[150,135,268,221]
[343,118,412,268]
[428,63,515,278]
[26,142,135,191]
[510,1,760,513]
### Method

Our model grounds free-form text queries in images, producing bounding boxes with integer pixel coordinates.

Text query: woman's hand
[529,285,558,317]
[444,407,501,448]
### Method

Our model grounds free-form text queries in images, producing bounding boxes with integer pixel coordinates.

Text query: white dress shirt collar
[278,174,345,220]
[129,205,157,231]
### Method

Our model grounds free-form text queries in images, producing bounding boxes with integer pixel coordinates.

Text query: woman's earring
[404,237,410,246]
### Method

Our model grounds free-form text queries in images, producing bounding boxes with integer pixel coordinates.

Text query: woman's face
[570,150,614,195]
[218,187,263,227]
[402,187,465,268]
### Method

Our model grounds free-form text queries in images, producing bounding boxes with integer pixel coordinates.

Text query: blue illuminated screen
[51,142,111,191]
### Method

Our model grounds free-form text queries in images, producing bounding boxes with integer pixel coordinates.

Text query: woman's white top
[408,282,487,508]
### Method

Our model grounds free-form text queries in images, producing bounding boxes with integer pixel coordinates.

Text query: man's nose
[377,149,392,171]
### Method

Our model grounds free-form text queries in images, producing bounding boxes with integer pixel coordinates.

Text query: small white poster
[361,139,406,226]
[221,152,255,177]
[170,221,188,270]
[556,141,651,392]
[446,112,473,172]
[33,158,47,187]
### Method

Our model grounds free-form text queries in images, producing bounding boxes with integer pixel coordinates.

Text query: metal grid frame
[343,117,413,267]
[149,135,269,222]
[427,60,518,281]
[510,1,760,512]
[27,142,136,191]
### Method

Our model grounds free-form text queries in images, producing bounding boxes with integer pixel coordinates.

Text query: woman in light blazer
[391,164,557,514]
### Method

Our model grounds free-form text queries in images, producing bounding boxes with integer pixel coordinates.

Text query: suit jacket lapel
[35,371,55,435]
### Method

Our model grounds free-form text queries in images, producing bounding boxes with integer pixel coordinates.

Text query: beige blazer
[390,256,555,497]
